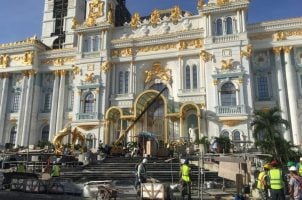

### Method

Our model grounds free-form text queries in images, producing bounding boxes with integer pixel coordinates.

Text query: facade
[0,0,302,150]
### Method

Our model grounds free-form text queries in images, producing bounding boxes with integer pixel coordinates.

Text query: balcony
[76,112,99,120]
[215,105,246,116]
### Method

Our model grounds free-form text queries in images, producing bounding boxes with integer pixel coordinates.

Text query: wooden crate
[141,183,165,200]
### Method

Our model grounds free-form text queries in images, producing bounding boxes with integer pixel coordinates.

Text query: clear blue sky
[0,0,301,44]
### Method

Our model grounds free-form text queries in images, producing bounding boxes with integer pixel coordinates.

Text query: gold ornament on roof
[273,31,286,41]
[217,0,229,6]
[221,59,234,70]
[197,0,204,9]
[150,10,160,26]
[240,44,252,59]
[170,6,181,24]
[130,12,140,29]
[101,60,112,72]
[0,54,10,68]
[144,62,171,84]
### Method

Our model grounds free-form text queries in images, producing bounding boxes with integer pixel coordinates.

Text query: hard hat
[184,159,189,164]
[300,157,302,161]
[287,161,295,167]
[271,160,277,167]
[289,166,297,171]
[142,158,148,164]
[263,164,270,169]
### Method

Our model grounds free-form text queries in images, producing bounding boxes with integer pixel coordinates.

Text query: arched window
[226,17,233,34]
[12,93,21,113]
[216,19,223,36]
[185,65,191,89]
[84,93,94,113]
[221,82,236,106]
[233,131,241,141]
[44,93,52,112]
[221,131,229,138]
[41,125,50,142]
[192,65,197,89]
[10,126,17,145]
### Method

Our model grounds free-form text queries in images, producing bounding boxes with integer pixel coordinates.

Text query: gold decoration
[273,31,286,41]
[221,120,243,127]
[42,57,75,66]
[60,70,67,76]
[101,60,112,72]
[197,0,204,9]
[107,6,114,25]
[221,59,234,70]
[213,80,219,85]
[84,73,95,83]
[178,41,187,50]
[217,0,229,6]
[72,65,80,75]
[85,0,104,27]
[283,46,292,53]
[137,44,176,53]
[0,54,10,68]
[54,70,61,76]
[112,48,133,57]
[272,47,282,54]
[144,62,171,84]
[0,72,9,79]
[200,50,213,62]
[130,12,140,29]
[150,10,160,26]
[0,35,38,48]
[22,70,36,77]
[170,6,181,24]
[71,17,79,29]
[240,44,252,59]
[23,51,34,65]
[249,33,272,41]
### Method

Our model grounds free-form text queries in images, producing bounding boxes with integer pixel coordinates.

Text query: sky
[0,0,301,44]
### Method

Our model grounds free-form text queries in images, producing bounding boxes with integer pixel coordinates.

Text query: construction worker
[268,160,285,200]
[257,163,270,200]
[288,166,302,200]
[180,158,191,200]
[16,162,26,173]
[135,158,148,189]
[51,162,60,177]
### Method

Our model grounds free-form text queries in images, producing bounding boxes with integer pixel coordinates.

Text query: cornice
[40,48,77,59]
[247,17,302,33]
[202,0,249,14]
[74,23,111,33]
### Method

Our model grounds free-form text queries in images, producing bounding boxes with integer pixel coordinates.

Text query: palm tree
[250,107,289,159]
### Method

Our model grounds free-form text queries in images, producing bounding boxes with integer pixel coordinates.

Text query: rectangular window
[44,93,52,112]
[124,71,129,93]
[257,76,269,100]
[118,71,123,94]
[185,66,191,89]
[12,93,21,113]
[192,65,197,89]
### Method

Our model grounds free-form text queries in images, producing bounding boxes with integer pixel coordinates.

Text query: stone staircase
[61,156,223,185]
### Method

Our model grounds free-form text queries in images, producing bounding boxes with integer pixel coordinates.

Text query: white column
[111,62,116,94]
[205,15,209,37]
[239,80,244,105]
[200,55,205,89]
[16,74,28,147]
[56,70,66,133]
[101,30,105,50]
[273,47,290,140]
[21,72,35,146]
[0,74,9,143]
[241,9,246,32]
[179,56,183,89]
[237,10,241,33]
[49,71,60,141]
[284,46,300,144]
[78,33,83,52]
[130,61,134,93]
[208,15,212,36]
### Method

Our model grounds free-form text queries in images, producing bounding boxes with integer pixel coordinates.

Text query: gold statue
[107,7,114,25]
[72,65,80,75]
[221,59,234,70]
[24,51,34,65]
[217,0,229,6]
[130,12,140,29]
[273,31,286,41]
[144,62,171,84]
[170,6,181,24]
[200,50,213,62]
[150,10,160,26]
[0,55,10,68]
[85,0,104,27]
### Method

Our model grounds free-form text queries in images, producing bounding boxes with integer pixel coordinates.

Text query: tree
[250,107,289,160]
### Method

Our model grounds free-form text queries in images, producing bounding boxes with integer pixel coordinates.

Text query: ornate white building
[1,0,302,150]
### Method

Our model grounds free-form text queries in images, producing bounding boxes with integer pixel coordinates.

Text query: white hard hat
[289,166,297,171]
[300,157,302,161]
[142,158,148,164]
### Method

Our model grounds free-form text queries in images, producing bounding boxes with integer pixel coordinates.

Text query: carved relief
[85,0,104,27]
[71,17,79,29]
[42,57,75,66]
[0,54,10,68]
[83,73,95,83]
[144,62,171,84]
[273,31,286,41]
[72,65,80,76]
[217,0,230,6]
[221,59,234,70]
[197,0,204,9]
[240,44,252,59]
[150,10,160,26]
[101,60,112,72]
[200,50,213,62]
[24,51,34,65]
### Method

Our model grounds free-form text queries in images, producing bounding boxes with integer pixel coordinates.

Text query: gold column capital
[283,46,292,53]
[54,70,61,76]
[0,72,10,79]
[60,70,67,76]
[272,47,282,54]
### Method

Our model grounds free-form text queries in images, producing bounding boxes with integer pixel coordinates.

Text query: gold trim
[283,46,292,53]
[42,57,75,66]
[272,47,282,54]
[0,54,10,68]
[170,6,181,24]
[200,50,213,62]
[240,44,252,59]
[221,59,234,70]
[130,13,140,29]
[144,62,171,84]
[101,60,112,72]
[150,10,160,26]
[220,120,244,127]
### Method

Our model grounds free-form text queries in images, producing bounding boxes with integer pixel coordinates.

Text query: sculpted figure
[130,13,140,29]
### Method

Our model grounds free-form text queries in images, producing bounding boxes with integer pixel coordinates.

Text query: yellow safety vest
[299,164,302,176]
[269,168,283,190]
[257,171,267,190]
[181,164,191,183]
[51,165,60,177]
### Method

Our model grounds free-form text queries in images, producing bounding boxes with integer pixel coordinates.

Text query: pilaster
[0,73,9,144]
[56,70,66,133]
[49,71,60,141]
